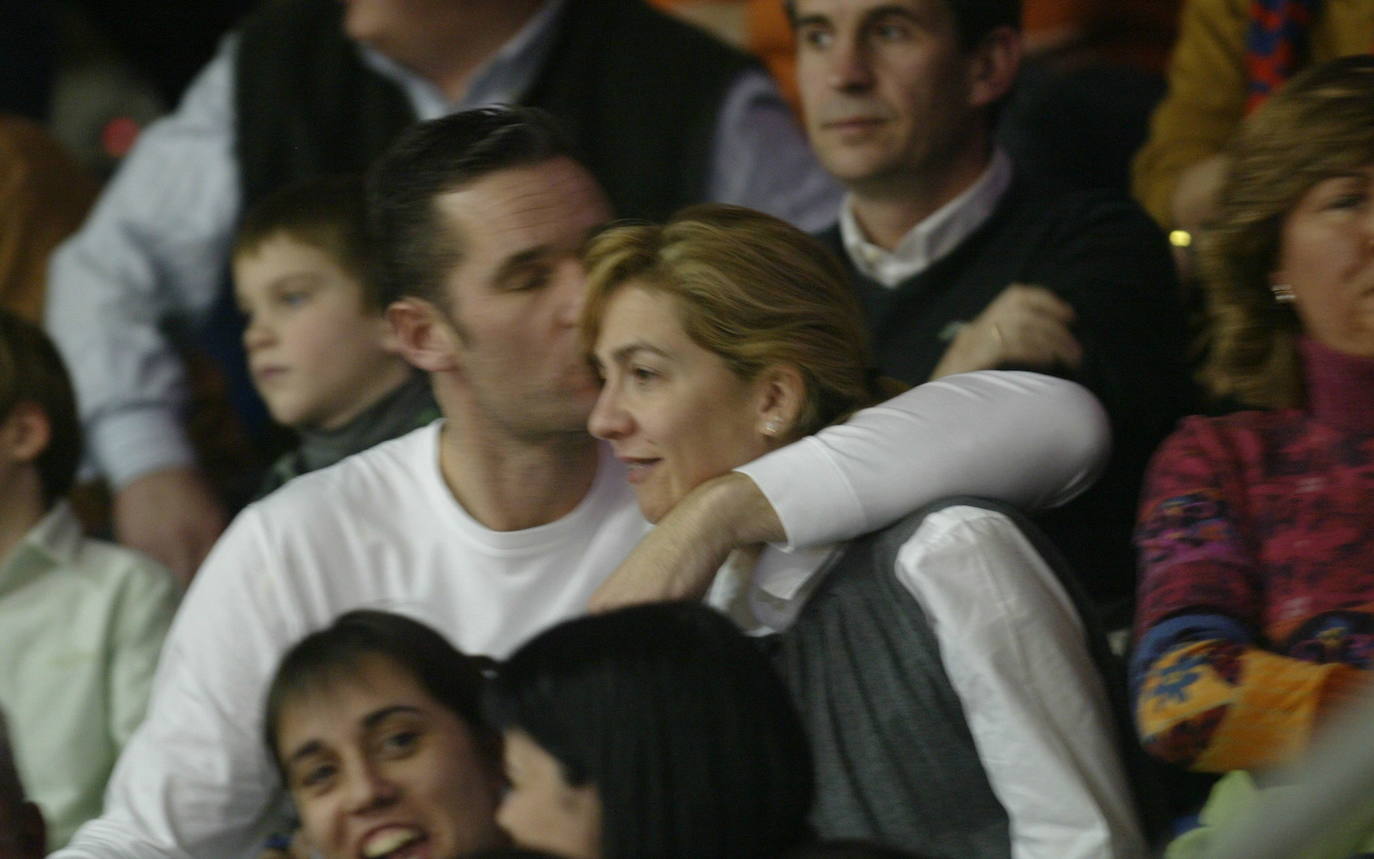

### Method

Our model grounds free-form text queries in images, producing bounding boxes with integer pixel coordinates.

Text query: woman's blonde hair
[583,204,893,438]
[1200,55,1374,408]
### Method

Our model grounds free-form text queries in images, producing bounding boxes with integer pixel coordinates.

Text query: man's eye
[510,266,553,291]
[871,18,913,42]
[798,26,832,49]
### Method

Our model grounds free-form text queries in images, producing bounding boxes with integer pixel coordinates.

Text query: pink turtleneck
[1129,337,1374,772]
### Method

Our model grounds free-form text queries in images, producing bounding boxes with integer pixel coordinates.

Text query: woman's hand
[588,472,782,611]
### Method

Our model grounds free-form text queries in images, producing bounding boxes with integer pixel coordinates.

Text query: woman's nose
[588,382,631,440]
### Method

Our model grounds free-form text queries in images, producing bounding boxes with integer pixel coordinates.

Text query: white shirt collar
[706,544,840,634]
[0,502,82,594]
[839,148,1013,289]
[357,0,567,120]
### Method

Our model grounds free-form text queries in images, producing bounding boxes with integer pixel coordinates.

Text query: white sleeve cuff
[91,408,198,489]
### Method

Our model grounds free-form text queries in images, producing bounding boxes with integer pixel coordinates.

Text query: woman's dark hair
[486,601,814,859]
[263,610,497,773]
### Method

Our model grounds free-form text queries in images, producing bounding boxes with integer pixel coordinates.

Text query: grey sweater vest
[764,496,1140,855]
[765,500,1011,856]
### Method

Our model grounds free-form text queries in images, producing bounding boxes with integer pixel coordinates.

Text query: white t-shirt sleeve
[735,371,1109,549]
[55,508,296,858]
[896,506,1146,859]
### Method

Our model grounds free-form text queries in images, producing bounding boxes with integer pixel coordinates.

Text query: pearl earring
[763,418,781,436]
[1271,283,1296,304]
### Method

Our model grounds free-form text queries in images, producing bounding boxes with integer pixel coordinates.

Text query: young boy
[0,310,178,849]
[232,175,436,498]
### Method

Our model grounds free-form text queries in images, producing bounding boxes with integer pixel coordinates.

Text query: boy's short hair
[233,175,380,310]
[0,310,81,507]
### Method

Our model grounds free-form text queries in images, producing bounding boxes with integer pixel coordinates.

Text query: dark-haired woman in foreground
[262,610,505,859]
[485,600,814,859]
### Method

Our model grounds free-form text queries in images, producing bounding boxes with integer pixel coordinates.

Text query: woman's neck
[1301,337,1374,434]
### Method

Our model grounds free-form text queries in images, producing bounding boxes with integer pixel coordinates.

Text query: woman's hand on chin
[589,473,782,612]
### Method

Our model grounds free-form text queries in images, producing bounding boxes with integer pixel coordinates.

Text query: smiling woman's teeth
[362,827,424,857]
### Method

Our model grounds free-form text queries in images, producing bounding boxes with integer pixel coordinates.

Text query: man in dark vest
[788,0,1197,626]
[44,0,840,582]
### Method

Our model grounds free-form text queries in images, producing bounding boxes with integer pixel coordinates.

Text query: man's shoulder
[998,170,1166,241]
[245,423,439,530]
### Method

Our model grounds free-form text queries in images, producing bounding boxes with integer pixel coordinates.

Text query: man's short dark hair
[783,0,1021,51]
[366,106,577,309]
[0,310,81,507]
[234,175,381,310]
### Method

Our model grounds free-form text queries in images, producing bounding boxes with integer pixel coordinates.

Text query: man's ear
[0,402,51,464]
[966,25,1022,109]
[754,363,807,440]
[386,298,462,373]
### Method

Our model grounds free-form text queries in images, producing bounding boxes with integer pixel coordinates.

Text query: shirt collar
[839,148,1013,288]
[0,502,81,595]
[357,0,567,120]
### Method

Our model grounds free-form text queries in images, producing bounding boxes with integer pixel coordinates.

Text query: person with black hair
[486,602,813,859]
[263,610,504,859]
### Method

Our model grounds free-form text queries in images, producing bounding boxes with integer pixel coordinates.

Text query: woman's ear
[754,364,806,440]
[386,298,461,373]
[0,401,51,464]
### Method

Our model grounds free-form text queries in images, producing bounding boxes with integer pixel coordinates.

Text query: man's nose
[556,259,588,327]
[830,36,874,91]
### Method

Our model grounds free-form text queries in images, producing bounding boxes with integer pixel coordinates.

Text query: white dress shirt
[840,148,1013,288]
[708,503,1147,859]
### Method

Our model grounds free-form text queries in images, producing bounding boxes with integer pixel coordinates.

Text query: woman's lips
[620,458,660,485]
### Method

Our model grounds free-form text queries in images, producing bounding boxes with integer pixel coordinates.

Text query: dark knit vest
[815,176,1196,626]
[234,0,756,219]
[764,497,1152,854]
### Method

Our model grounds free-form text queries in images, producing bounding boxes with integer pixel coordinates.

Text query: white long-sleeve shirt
[54,372,1107,858]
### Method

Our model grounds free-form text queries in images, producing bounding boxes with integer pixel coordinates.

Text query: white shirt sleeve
[736,370,1110,549]
[897,505,1147,859]
[44,35,242,488]
[706,67,842,232]
[54,509,298,859]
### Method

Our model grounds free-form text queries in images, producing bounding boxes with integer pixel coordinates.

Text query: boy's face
[235,235,411,431]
